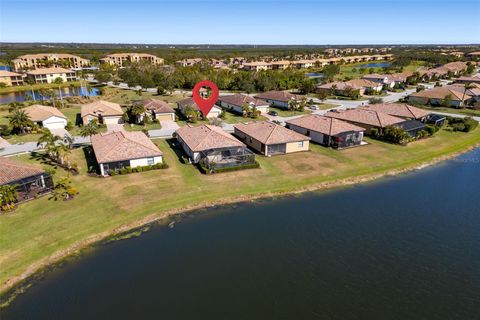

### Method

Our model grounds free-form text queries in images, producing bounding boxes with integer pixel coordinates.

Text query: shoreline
[1,142,479,303]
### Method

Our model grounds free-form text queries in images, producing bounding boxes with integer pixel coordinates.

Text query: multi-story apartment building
[12,53,90,72]
[0,70,24,86]
[100,53,164,67]
[26,67,77,84]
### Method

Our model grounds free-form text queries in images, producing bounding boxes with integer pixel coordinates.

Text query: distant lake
[0,87,101,104]
[3,148,480,320]
[0,65,11,71]
[306,72,324,78]
[358,62,392,68]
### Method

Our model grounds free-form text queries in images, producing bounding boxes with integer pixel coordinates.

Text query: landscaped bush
[197,161,260,174]
[425,125,440,135]
[110,162,168,176]
[446,116,479,132]
[372,126,411,145]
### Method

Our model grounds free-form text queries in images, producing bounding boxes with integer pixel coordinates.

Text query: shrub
[425,125,439,136]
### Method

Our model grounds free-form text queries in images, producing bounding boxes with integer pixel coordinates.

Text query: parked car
[309,105,319,111]
[268,110,279,116]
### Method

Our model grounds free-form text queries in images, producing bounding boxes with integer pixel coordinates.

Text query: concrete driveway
[149,121,180,138]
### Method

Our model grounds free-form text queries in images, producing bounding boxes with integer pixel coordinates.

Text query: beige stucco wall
[234,129,266,155]
[285,140,310,153]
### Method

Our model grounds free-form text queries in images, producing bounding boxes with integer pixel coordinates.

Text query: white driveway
[149,121,180,138]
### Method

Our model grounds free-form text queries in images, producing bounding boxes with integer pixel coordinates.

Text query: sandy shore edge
[1,143,479,301]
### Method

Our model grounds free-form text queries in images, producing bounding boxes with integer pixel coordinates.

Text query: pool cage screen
[199,147,256,170]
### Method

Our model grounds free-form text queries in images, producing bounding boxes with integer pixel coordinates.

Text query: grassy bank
[0,82,82,94]
[1,125,480,298]
[417,105,480,117]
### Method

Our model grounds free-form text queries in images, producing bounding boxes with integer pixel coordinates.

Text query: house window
[147,157,155,165]
[298,141,304,148]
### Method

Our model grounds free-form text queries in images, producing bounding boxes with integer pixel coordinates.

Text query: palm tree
[37,129,62,161]
[79,122,99,138]
[8,109,32,134]
[129,104,146,124]
[0,185,18,211]
[49,178,76,201]
[460,83,474,108]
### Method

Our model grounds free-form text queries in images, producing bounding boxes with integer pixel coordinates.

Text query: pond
[3,148,480,319]
[0,86,101,104]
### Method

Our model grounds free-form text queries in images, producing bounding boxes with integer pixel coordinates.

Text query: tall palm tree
[8,109,32,134]
[130,104,146,124]
[37,129,62,161]
[460,83,474,108]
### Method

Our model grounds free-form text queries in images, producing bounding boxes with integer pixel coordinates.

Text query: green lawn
[124,122,162,132]
[0,82,82,94]
[270,106,312,117]
[1,127,480,296]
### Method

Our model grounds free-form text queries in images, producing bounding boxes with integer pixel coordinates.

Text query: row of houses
[242,54,394,71]
[11,53,164,72]
[408,83,480,108]
[417,61,469,81]
[0,101,437,207]
[0,67,77,86]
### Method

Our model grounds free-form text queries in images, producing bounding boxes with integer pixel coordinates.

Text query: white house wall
[42,116,67,129]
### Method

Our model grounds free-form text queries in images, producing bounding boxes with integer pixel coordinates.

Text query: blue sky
[1,0,479,44]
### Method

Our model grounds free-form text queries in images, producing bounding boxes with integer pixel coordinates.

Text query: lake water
[0,87,100,104]
[358,62,392,68]
[3,148,480,319]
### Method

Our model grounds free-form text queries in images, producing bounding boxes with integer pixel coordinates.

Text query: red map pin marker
[192,80,219,117]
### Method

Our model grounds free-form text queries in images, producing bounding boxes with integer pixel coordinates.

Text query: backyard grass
[1,126,480,296]
[269,106,312,117]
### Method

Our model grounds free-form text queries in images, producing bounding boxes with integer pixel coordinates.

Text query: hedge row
[197,161,260,174]
[109,163,168,176]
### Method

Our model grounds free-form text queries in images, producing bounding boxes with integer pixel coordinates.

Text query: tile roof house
[91,131,163,176]
[81,100,124,125]
[24,105,68,130]
[176,97,222,119]
[217,94,270,114]
[100,53,164,67]
[324,108,405,134]
[345,79,384,93]
[317,81,363,97]
[254,91,301,109]
[175,124,255,170]
[455,76,480,85]
[407,86,472,107]
[361,103,430,121]
[234,121,310,156]
[0,157,54,201]
[285,114,365,149]
[142,98,175,121]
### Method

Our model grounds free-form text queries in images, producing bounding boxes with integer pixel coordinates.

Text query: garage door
[45,122,66,129]
[104,116,122,124]
[156,114,174,121]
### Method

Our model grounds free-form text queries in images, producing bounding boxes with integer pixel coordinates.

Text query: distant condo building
[0,70,24,86]
[100,53,164,67]
[26,67,77,84]
[12,53,90,72]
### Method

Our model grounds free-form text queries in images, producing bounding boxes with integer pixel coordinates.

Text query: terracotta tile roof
[456,75,480,82]
[177,97,197,110]
[14,53,86,60]
[234,121,310,145]
[218,94,269,107]
[176,124,245,152]
[254,91,300,102]
[286,114,365,136]
[0,157,45,185]
[409,86,471,101]
[91,131,162,164]
[81,100,123,118]
[317,81,361,90]
[361,103,429,120]
[448,84,480,97]
[0,70,22,77]
[24,104,67,122]
[325,108,404,128]
[26,67,74,75]
[345,78,381,89]
[142,98,174,114]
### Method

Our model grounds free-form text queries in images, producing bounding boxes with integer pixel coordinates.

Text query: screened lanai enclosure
[11,173,54,202]
[198,147,256,170]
